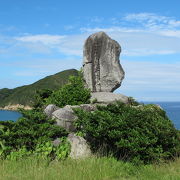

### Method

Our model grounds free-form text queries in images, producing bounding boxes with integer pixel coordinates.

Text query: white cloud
[8,13,180,57]
[15,34,66,45]
[14,34,87,56]
[159,30,180,38]
[80,29,180,56]
[0,12,180,58]
[80,13,180,56]
[123,13,180,30]
[80,27,144,33]
[124,13,169,23]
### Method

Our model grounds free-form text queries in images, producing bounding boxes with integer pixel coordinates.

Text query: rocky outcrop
[44,104,59,118]
[43,32,131,159]
[52,134,92,159]
[68,133,92,159]
[44,104,97,132]
[44,32,128,133]
[52,106,77,132]
[91,92,129,104]
[83,31,124,92]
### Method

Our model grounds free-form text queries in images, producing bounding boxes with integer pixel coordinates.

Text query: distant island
[0,69,78,110]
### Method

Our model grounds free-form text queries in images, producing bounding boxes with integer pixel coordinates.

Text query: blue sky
[0,0,180,101]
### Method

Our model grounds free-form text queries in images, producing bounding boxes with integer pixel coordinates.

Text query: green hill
[0,69,78,107]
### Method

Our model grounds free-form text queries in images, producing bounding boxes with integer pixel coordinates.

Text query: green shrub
[1,71,179,164]
[33,89,53,109]
[34,138,70,160]
[74,102,180,164]
[6,146,31,161]
[4,138,71,161]
[46,74,91,107]
[0,109,68,159]
[55,137,71,160]
[0,73,89,160]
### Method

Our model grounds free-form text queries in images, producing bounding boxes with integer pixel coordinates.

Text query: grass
[0,157,180,180]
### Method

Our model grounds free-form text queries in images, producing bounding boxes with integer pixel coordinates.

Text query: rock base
[91,92,129,104]
[68,133,92,159]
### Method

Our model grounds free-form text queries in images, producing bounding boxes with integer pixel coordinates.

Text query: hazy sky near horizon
[0,0,180,101]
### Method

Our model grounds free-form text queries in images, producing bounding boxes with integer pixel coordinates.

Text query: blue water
[0,110,22,121]
[144,102,180,130]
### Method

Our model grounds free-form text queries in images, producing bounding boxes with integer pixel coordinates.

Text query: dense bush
[74,102,180,163]
[33,89,53,109]
[0,109,68,159]
[0,73,91,160]
[0,73,90,160]
[46,75,91,107]
[1,72,179,164]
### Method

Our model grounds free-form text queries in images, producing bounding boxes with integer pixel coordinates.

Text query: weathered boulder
[68,133,92,159]
[44,104,59,118]
[91,92,129,104]
[50,104,97,132]
[83,31,124,92]
[52,106,77,132]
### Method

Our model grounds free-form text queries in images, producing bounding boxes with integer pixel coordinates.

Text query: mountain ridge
[0,69,78,108]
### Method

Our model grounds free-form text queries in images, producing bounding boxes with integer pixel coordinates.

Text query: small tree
[47,75,91,107]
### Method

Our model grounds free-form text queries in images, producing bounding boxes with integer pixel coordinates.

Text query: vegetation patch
[0,108,69,160]
[0,156,180,180]
[74,102,180,163]
[46,74,91,107]
[0,72,180,165]
[0,73,91,160]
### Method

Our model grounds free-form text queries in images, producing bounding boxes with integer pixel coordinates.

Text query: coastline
[0,104,32,111]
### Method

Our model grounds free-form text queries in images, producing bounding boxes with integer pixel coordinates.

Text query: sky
[0,0,180,102]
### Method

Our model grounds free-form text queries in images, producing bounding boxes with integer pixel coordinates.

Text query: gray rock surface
[52,106,77,132]
[68,104,97,112]
[44,104,59,118]
[68,133,92,159]
[51,104,97,132]
[91,92,129,104]
[83,31,124,92]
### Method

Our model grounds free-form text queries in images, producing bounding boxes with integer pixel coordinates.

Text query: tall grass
[0,157,180,180]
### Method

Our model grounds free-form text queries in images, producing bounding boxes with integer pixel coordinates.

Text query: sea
[0,102,179,129]
[0,110,22,122]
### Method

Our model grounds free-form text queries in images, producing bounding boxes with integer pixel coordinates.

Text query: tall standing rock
[83,31,125,92]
